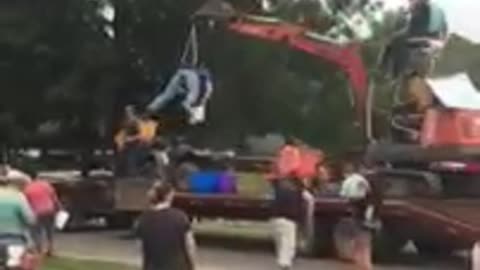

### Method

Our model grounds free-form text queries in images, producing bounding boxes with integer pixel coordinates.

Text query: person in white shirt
[340,160,373,270]
[473,241,480,270]
[340,168,370,200]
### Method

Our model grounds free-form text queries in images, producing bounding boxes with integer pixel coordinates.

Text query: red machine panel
[421,109,480,147]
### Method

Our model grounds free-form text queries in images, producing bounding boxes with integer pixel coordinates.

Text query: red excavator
[52,0,480,260]
[189,0,480,198]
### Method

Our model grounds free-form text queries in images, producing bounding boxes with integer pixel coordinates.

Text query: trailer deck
[173,193,480,245]
[51,175,480,255]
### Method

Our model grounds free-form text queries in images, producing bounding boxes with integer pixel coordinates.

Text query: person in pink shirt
[23,171,61,256]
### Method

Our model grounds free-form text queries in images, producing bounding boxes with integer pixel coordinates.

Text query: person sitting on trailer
[315,161,341,197]
[272,137,303,181]
[115,105,140,152]
[217,161,237,194]
[145,137,170,180]
[114,107,159,177]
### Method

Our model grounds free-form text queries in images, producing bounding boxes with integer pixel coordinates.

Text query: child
[340,160,375,270]
[340,160,379,229]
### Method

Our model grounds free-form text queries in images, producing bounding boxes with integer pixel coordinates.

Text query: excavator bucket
[194,0,236,20]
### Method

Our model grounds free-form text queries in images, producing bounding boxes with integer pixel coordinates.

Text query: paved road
[55,227,467,270]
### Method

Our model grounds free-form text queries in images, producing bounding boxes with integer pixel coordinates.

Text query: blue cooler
[188,171,222,194]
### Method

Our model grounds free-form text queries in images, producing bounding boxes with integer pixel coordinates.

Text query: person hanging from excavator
[381,0,448,80]
[146,64,214,126]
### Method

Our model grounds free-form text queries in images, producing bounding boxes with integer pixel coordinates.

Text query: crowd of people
[0,164,61,258]
[0,141,478,270]
[132,135,380,270]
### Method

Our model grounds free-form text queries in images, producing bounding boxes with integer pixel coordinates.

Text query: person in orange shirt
[23,171,61,256]
[115,107,159,176]
[274,137,303,180]
[115,110,159,151]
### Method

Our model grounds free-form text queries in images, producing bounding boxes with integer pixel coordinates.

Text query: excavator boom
[195,0,369,121]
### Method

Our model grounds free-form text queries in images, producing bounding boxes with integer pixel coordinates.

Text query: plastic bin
[188,171,221,194]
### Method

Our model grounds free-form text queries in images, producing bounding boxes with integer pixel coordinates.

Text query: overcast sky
[382,0,480,43]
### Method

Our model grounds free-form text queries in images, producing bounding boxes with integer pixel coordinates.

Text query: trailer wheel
[333,218,357,261]
[372,226,408,261]
[106,214,135,230]
[298,221,333,257]
[414,240,454,257]
[62,212,85,232]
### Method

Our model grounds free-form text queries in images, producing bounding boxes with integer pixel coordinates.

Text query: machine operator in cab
[382,0,448,78]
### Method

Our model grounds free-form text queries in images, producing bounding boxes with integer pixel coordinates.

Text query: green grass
[195,220,271,240]
[43,257,136,270]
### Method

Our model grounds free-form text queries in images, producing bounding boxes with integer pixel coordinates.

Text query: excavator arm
[195,0,369,122]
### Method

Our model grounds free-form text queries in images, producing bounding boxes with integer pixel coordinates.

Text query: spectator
[274,137,302,180]
[473,241,479,270]
[271,177,303,270]
[136,181,197,270]
[23,171,61,256]
[340,160,373,270]
[0,176,35,244]
[147,137,170,180]
[0,164,31,188]
[316,162,341,197]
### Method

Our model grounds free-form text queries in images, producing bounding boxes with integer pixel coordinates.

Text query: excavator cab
[368,73,480,198]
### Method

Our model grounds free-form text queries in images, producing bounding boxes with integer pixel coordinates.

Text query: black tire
[333,218,357,261]
[106,214,135,230]
[62,212,85,232]
[414,239,455,257]
[298,221,333,257]
[372,226,408,261]
[442,174,480,198]
[333,219,408,262]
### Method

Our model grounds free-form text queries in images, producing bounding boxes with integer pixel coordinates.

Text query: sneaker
[363,218,382,231]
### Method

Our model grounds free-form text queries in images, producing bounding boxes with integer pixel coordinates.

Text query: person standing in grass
[23,171,61,256]
[136,181,197,270]
[0,176,35,244]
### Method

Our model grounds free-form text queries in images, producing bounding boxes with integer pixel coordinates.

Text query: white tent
[427,73,480,110]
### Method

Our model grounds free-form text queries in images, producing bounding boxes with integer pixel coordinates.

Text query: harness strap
[180,25,199,66]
